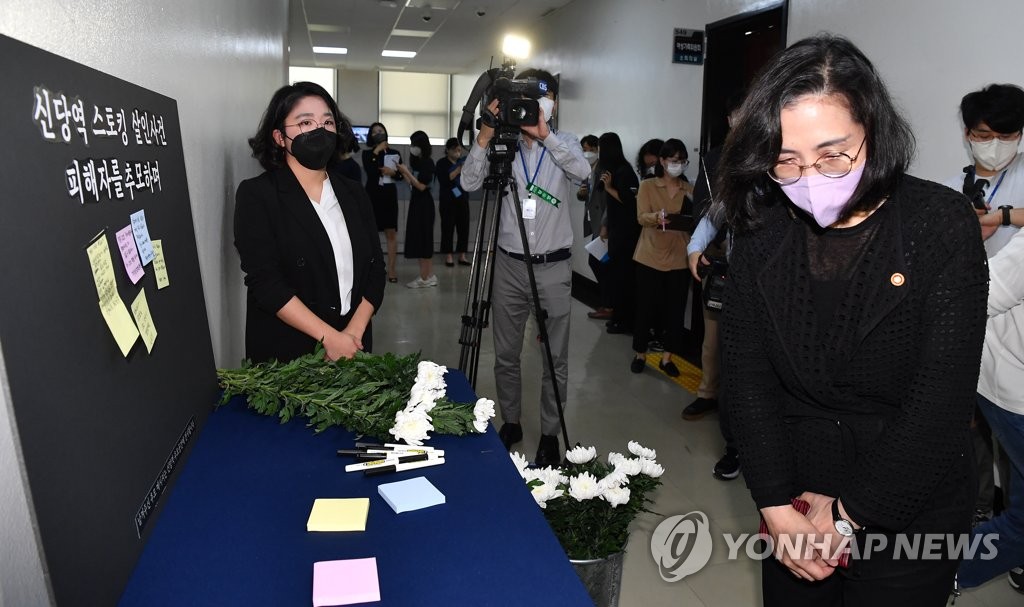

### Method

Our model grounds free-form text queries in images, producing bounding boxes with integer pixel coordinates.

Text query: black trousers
[632,264,689,353]
[761,534,959,607]
[587,253,613,308]
[439,195,469,254]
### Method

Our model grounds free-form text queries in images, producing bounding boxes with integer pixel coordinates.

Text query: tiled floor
[373,258,1020,607]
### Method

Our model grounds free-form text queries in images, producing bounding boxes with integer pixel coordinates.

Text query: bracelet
[999,205,1013,226]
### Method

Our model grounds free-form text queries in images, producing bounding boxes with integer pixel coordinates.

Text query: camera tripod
[457,155,571,453]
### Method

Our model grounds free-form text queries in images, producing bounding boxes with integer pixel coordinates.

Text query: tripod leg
[457,186,501,390]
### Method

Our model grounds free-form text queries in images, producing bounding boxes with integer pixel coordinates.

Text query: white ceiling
[288,0,578,74]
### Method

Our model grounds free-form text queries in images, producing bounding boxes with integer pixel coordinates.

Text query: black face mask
[368,131,387,146]
[287,127,336,170]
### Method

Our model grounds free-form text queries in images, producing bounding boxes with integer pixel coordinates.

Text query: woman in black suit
[362,122,402,283]
[717,36,988,605]
[598,132,641,334]
[234,81,386,363]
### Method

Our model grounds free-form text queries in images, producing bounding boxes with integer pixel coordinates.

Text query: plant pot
[569,551,624,607]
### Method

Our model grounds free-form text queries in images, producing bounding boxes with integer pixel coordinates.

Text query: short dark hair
[515,68,558,97]
[248,81,349,171]
[653,139,688,178]
[716,34,915,232]
[960,84,1024,134]
[636,138,665,176]
[597,132,629,173]
[445,137,461,150]
[581,134,599,148]
[366,122,388,149]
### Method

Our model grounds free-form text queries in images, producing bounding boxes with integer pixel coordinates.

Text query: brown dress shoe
[587,307,613,320]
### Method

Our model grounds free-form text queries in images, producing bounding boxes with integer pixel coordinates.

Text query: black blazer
[234,165,386,363]
[721,175,988,534]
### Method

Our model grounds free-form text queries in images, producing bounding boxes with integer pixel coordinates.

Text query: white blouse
[309,177,355,315]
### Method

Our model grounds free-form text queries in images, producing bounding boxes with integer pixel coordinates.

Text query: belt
[500,247,571,264]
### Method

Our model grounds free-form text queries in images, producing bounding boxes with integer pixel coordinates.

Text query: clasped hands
[323,329,363,361]
[761,492,854,581]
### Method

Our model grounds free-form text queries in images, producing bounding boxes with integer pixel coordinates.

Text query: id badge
[522,197,537,220]
[452,186,463,198]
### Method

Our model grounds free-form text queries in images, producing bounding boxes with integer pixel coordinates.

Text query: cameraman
[460,68,590,467]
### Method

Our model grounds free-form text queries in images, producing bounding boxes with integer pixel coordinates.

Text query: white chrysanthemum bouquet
[510,441,665,560]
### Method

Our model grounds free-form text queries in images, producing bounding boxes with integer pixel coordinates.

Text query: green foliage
[216,345,477,440]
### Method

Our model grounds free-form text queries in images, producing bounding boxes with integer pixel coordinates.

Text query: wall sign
[673,28,705,65]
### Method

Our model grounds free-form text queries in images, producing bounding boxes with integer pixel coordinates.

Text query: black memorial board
[0,35,217,606]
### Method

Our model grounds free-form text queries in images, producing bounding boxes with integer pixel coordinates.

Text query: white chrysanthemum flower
[510,451,530,475]
[530,482,564,509]
[536,466,568,487]
[602,485,631,508]
[614,456,643,476]
[565,445,597,464]
[627,440,657,460]
[415,361,447,391]
[640,458,665,478]
[388,407,433,446]
[598,470,628,491]
[607,451,626,467]
[568,472,602,501]
[407,386,441,412]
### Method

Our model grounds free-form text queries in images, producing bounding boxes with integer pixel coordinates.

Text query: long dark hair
[598,132,630,175]
[636,138,665,177]
[408,130,432,171]
[716,34,915,232]
[248,81,351,171]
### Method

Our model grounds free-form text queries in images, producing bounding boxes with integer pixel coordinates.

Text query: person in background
[578,134,613,320]
[636,138,665,181]
[943,83,1024,527]
[234,81,385,363]
[435,137,471,267]
[600,132,641,337]
[459,67,590,467]
[630,138,692,377]
[336,126,362,182]
[719,35,987,604]
[958,211,1024,594]
[362,122,402,283]
[395,130,437,288]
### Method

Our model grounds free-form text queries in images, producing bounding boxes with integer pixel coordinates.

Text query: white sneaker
[424,275,438,287]
[406,277,428,288]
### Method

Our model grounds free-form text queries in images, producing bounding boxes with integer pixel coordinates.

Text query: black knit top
[721,174,989,533]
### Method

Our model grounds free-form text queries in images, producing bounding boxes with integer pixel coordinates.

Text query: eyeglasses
[667,158,690,168]
[283,118,337,134]
[768,138,866,185]
[968,129,1022,143]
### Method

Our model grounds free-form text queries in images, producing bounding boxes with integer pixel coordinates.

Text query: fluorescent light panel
[392,28,434,38]
[382,50,417,58]
[313,46,348,55]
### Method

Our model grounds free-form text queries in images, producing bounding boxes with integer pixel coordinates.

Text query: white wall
[0,1,288,604]
[338,68,380,126]
[468,0,1024,279]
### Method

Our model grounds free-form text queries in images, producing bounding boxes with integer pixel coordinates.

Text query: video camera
[698,255,729,311]
[456,60,547,171]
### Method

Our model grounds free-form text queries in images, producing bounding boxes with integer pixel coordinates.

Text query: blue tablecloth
[118,370,593,606]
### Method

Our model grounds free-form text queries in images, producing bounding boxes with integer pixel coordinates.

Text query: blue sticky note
[377,476,445,514]
[130,209,155,265]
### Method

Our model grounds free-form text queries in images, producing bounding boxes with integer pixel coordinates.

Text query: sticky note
[86,233,119,305]
[130,209,155,265]
[312,558,381,606]
[377,476,445,514]
[306,498,369,532]
[116,224,145,284]
[99,296,139,357]
[152,240,170,289]
[130,289,158,354]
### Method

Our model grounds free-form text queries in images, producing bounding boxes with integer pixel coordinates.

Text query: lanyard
[518,144,547,188]
[987,170,1007,203]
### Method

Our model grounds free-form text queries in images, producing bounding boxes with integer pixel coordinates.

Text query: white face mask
[583,150,597,163]
[665,162,685,177]
[537,96,555,122]
[409,146,421,157]
[971,137,1020,172]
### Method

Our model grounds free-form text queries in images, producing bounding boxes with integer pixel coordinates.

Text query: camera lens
[510,106,528,121]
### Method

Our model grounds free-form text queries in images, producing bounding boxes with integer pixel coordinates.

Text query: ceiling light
[313,46,348,55]
[381,50,417,58]
[502,34,531,60]
[392,29,434,38]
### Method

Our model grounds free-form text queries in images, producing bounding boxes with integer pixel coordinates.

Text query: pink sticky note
[312,558,380,606]
[115,224,145,284]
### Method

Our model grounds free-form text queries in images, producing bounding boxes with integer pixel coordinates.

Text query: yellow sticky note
[306,498,370,532]
[86,234,119,306]
[130,289,158,354]
[152,240,170,289]
[99,296,139,357]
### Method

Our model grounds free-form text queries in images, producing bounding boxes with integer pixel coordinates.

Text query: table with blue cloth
[119,370,593,606]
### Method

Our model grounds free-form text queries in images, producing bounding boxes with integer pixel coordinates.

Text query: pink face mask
[780,163,865,228]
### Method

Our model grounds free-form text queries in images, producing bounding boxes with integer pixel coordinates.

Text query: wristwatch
[999,205,1014,226]
[832,499,856,537]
